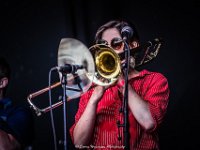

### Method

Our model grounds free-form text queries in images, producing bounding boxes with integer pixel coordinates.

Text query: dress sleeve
[69,90,92,143]
[144,73,170,131]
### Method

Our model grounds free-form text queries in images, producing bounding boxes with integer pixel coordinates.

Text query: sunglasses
[96,37,124,50]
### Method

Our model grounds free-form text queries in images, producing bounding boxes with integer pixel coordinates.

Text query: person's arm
[118,73,169,131]
[0,129,21,150]
[127,85,155,130]
[73,86,106,146]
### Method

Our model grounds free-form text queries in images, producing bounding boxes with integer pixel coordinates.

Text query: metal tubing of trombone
[27,82,61,116]
[27,82,83,117]
[28,82,61,99]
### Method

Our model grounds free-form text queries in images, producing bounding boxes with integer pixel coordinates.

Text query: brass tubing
[28,82,61,100]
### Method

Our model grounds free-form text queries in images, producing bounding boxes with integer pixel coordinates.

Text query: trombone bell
[88,44,121,86]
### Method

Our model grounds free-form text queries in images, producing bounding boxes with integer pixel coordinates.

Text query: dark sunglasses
[96,37,123,50]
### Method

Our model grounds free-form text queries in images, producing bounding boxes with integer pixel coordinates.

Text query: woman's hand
[90,85,109,105]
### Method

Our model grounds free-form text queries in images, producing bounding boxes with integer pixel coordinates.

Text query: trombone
[27,38,163,116]
[27,82,62,116]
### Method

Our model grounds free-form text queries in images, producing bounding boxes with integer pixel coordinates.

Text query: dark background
[1,0,200,149]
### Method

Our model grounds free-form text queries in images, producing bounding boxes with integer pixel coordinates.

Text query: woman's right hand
[89,85,108,105]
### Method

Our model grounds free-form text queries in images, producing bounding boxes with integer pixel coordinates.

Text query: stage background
[1,0,200,149]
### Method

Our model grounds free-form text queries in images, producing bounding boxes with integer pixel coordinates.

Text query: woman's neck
[128,69,140,79]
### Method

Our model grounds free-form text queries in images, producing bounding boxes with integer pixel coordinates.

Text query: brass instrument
[27,82,62,116]
[132,38,162,67]
[28,38,95,116]
[88,44,121,86]
[88,38,162,87]
[27,38,163,116]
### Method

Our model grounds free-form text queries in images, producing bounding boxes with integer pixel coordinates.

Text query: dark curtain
[0,0,200,149]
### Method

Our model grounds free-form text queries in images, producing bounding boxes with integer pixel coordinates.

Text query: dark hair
[0,57,11,80]
[95,19,140,44]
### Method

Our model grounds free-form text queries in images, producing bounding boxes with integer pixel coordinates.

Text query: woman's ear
[0,77,9,88]
[130,41,139,48]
